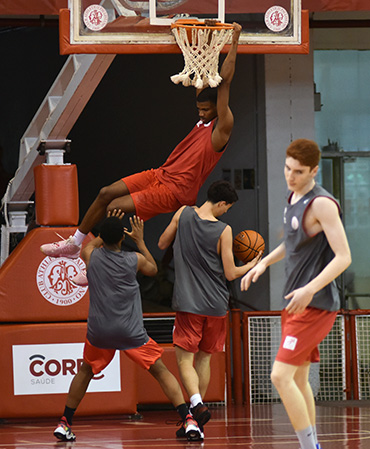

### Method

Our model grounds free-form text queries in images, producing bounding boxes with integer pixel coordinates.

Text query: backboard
[60,0,308,54]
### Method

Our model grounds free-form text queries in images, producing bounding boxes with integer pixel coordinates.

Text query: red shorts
[173,311,227,354]
[275,307,337,366]
[122,169,182,222]
[83,337,164,374]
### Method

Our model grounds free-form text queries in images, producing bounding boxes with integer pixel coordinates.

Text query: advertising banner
[12,343,121,396]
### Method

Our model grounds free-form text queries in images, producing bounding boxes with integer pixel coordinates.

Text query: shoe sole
[186,429,203,441]
[43,253,80,260]
[54,431,76,441]
[41,248,80,259]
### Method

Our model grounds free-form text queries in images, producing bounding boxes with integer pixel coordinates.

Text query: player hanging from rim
[53,210,203,442]
[40,23,242,261]
[241,139,352,449]
[158,180,261,438]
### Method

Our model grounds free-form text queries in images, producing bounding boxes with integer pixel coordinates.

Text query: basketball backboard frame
[149,0,226,26]
[60,0,309,54]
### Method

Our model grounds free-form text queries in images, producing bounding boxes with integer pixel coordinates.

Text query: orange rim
[170,19,234,32]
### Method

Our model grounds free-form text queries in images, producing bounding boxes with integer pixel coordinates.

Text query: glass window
[314,50,370,152]
[315,50,370,309]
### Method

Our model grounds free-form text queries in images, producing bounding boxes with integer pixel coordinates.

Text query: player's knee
[97,185,116,204]
[195,350,212,363]
[270,369,283,389]
[149,358,167,377]
[79,361,94,379]
[294,375,308,391]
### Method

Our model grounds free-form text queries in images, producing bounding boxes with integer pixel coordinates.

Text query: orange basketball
[233,230,265,263]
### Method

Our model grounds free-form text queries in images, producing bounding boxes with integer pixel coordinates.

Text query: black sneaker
[191,403,211,429]
[176,420,186,438]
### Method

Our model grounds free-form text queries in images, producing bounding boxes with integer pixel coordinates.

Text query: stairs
[1,53,115,264]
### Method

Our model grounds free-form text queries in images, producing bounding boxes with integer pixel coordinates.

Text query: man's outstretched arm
[212,23,242,151]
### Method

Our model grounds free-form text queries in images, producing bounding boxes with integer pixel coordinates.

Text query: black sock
[63,406,76,426]
[176,403,189,422]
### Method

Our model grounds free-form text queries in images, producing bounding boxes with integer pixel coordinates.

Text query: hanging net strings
[170,22,234,89]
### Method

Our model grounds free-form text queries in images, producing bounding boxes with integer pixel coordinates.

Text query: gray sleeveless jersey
[172,206,229,316]
[283,184,341,311]
[86,247,149,350]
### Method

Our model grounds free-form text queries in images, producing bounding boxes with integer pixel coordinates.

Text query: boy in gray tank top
[241,139,351,449]
[159,180,261,438]
[54,211,203,443]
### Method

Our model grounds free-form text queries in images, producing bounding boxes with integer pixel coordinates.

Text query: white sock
[295,426,316,449]
[312,425,318,445]
[73,230,86,246]
[190,394,202,408]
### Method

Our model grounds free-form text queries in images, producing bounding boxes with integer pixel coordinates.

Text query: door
[319,150,370,309]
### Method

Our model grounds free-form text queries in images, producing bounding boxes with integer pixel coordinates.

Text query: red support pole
[242,312,250,406]
[231,309,243,405]
[225,312,233,405]
[343,311,353,400]
[349,312,359,400]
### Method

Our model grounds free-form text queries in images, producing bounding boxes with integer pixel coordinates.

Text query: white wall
[264,48,315,310]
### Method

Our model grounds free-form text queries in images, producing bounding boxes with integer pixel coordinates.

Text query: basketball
[233,230,265,263]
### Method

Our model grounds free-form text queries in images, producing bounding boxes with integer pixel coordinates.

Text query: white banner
[12,343,121,396]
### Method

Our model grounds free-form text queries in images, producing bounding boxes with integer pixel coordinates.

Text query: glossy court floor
[1,403,370,449]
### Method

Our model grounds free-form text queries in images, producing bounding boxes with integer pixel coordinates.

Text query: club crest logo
[264,6,289,33]
[36,257,87,306]
[291,216,299,230]
[83,4,109,31]
[283,335,298,351]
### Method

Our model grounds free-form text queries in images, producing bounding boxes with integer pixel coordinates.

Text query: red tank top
[155,120,225,205]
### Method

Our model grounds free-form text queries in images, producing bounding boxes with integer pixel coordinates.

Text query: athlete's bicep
[312,198,350,256]
[136,252,157,277]
[212,107,234,152]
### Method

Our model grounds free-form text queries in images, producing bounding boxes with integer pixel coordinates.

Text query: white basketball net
[171,25,233,89]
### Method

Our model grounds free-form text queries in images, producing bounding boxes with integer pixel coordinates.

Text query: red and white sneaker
[41,234,81,259]
[71,269,88,287]
[183,414,203,441]
[54,417,76,441]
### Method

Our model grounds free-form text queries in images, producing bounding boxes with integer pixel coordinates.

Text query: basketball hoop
[170,19,234,89]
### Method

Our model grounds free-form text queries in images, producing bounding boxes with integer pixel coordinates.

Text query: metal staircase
[1,53,115,265]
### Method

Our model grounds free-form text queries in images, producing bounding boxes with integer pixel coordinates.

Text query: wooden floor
[1,403,370,448]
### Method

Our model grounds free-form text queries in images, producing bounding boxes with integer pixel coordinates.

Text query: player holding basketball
[40,23,242,260]
[54,210,203,442]
[241,139,351,449]
[158,180,260,438]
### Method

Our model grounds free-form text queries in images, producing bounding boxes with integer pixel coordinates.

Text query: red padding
[34,164,79,226]
[0,323,138,418]
[0,227,92,322]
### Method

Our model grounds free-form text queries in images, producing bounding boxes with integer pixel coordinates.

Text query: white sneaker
[41,234,81,259]
[71,269,88,287]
